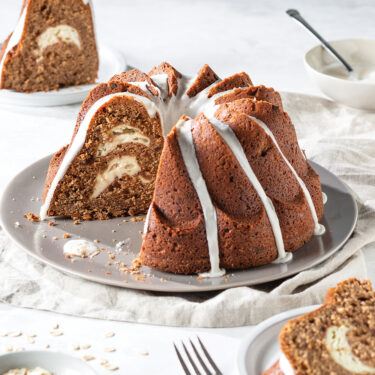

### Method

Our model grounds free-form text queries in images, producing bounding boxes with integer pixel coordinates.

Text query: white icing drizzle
[203,110,289,263]
[0,4,28,85]
[279,353,295,375]
[63,239,99,258]
[323,191,328,205]
[176,119,225,278]
[143,204,152,234]
[246,115,325,237]
[40,92,160,219]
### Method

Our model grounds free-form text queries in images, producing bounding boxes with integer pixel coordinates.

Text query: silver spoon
[286,9,355,75]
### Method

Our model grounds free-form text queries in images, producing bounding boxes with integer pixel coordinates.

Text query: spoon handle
[286,9,353,73]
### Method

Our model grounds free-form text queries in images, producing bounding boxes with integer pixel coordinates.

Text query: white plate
[0,350,97,375]
[0,45,126,107]
[237,305,319,375]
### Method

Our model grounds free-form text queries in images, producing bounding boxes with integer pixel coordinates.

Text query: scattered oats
[26,335,35,344]
[52,323,59,329]
[42,234,47,238]
[15,347,25,352]
[28,333,37,338]
[73,344,80,351]
[0,332,7,337]
[7,331,22,337]
[138,350,149,356]
[71,259,77,263]
[123,280,128,284]
[111,229,116,233]
[104,364,119,371]
[81,344,91,350]
[104,347,116,352]
[52,236,57,241]
[100,358,108,365]
[82,355,95,361]
[50,330,63,336]
[112,239,116,243]
[45,344,50,349]
[93,239,99,244]
[6,345,13,352]
[105,331,115,338]
[31,197,35,202]
[13,221,20,227]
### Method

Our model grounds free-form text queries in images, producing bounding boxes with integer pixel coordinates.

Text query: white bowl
[304,39,375,110]
[0,351,97,375]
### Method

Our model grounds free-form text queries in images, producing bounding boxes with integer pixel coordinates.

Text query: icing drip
[40,92,160,219]
[322,192,328,204]
[203,110,289,263]
[246,115,325,237]
[0,4,28,85]
[176,119,225,278]
[63,239,99,258]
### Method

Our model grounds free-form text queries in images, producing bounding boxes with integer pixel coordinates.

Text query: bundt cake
[0,0,98,92]
[263,279,375,375]
[40,62,325,276]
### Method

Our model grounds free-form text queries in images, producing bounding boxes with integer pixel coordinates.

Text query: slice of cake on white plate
[0,0,98,92]
[264,278,375,375]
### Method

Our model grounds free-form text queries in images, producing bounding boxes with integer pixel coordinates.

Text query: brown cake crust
[263,361,284,375]
[0,0,98,92]
[186,64,219,97]
[275,279,375,375]
[140,95,323,274]
[149,62,182,97]
[208,72,253,97]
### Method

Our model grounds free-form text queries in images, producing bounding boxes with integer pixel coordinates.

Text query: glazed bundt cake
[40,62,324,276]
[0,0,98,92]
[263,279,375,375]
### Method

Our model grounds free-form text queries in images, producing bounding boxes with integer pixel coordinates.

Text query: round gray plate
[0,155,357,293]
[237,305,319,375]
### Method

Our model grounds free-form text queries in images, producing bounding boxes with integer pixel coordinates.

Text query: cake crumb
[26,212,40,222]
[48,221,55,227]
[63,233,70,239]
[74,220,80,225]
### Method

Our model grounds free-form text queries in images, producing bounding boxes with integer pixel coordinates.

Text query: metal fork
[174,336,223,375]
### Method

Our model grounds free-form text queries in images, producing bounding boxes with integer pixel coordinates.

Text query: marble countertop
[0,0,374,374]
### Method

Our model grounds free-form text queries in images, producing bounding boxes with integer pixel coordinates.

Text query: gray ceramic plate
[0,155,357,293]
[0,350,97,374]
[237,305,319,374]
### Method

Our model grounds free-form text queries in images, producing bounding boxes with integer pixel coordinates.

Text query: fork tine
[182,341,203,375]
[174,343,192,375]
[189,339,212,375]
[197,336,223,375]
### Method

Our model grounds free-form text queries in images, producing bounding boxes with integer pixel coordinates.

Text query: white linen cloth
[0,92,373,328]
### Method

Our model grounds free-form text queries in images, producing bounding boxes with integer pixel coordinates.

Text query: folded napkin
[0,92,373,328]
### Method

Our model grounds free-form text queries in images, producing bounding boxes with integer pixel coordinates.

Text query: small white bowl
[304,39,375,110]
[0,351,97,375]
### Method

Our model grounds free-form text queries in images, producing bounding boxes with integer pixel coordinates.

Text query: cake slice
[0,0,98,92]
[40,76,164,220]
[263,279,375,375]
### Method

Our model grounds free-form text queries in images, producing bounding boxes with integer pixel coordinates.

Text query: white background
[0,0,374,374]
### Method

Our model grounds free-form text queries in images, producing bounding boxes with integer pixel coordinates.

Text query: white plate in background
[237,305,319,375]
[0,45,126,107]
